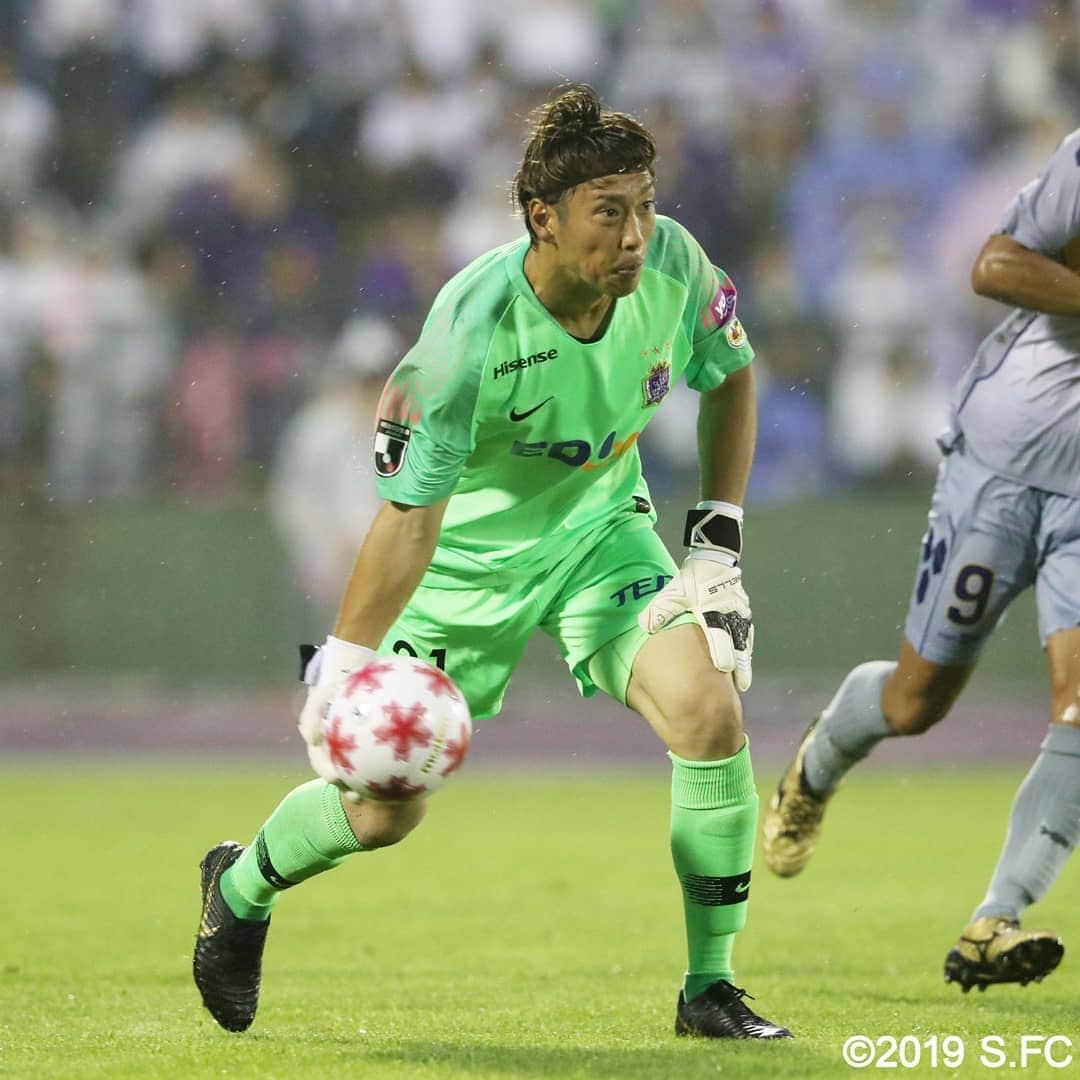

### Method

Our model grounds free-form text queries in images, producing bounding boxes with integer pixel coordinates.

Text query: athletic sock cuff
[669,740,756,809]
[1041,723,1080,757]
[220,865,275,921]
[320,782,365,854]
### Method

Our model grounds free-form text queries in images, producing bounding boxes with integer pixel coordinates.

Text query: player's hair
[513,84,656,243]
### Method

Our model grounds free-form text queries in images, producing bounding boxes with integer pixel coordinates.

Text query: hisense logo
[492,348,558,379]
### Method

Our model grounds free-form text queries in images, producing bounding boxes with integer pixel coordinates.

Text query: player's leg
[546,517,789,1039]
[943,501,1080,990]
[761,645,974,877]
[626,625,788,1038]
[763,445,1037,877]
[194,784,423,1031]
[194,582,531,1031]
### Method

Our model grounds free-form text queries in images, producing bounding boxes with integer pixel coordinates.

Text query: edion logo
[701,271,738,332]
[510,429,640,471]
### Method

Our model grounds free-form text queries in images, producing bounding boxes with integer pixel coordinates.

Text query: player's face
[553,172,656,298]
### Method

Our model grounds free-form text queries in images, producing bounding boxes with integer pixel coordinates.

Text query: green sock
[669,741,758,1001]
[220,780,364,921]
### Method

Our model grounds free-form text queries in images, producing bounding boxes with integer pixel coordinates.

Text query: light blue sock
[974,724,1080,921]
[802,661,896,794]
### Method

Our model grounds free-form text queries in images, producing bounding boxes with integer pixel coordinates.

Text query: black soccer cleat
[944,917,1064,993]
[193,841,270,1032]
[675,980,793,1039]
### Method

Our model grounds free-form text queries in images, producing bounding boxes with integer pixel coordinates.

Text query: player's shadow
[350,1036,802,1078]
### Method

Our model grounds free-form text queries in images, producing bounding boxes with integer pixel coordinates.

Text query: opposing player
[763,127,1080,992]
[193,85,791,1039]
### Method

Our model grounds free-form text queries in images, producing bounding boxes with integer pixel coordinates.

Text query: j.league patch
[374,418,411,478]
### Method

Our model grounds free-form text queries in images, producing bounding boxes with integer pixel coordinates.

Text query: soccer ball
[320,655,472,800]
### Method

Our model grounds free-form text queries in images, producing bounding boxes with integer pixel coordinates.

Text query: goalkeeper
[193,83,790,1041]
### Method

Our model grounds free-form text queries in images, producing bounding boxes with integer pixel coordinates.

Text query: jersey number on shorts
[946,565,994,626]
[392,639,447,670]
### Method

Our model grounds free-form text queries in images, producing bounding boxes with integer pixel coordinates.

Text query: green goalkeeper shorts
[376,515,692,719]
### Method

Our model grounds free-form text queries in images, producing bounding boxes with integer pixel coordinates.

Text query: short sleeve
[373,306,488,505]
[671,223,755,393]
[999,131,1080,256]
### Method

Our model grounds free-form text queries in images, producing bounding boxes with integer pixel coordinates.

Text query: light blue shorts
[904,438,1080,665]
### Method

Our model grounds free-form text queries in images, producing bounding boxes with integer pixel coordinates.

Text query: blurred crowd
[1,0,1077,599]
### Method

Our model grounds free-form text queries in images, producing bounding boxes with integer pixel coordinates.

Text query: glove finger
[733,620,754,691]
[733,650,753,693]
[299,689,333,745]
[299,710,324,746]
[702,623,736,674]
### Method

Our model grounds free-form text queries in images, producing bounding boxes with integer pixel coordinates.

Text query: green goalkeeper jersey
[373,215,753,585]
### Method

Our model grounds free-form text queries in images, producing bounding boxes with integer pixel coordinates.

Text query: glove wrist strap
[684,504,743,564]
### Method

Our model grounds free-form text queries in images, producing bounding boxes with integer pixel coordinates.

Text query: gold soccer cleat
[762,719,830,878]
[944,917,1064,992]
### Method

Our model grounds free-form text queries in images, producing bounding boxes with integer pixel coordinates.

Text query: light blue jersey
[950,128,1080,498]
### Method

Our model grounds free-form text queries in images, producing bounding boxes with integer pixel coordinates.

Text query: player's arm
[333,497,448,647]
[296,497,445,796]
[640,226,758,689]
[971,233,1080,315]
[298,312,480,779]
[301,497,446,729]
[653,362,755,691]
[642,369,756,690]
[697,363,755,505]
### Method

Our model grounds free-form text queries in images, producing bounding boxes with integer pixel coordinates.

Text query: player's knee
[345,797,427,849]
[662,675,744,760]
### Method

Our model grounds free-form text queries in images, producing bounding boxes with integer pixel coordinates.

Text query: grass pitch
[2,762,1078,1078]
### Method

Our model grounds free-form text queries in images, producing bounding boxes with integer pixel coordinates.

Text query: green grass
[3,764,1078,1078]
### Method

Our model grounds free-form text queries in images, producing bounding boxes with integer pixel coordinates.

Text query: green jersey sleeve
[373,298,498,506]
[656,217,754,393]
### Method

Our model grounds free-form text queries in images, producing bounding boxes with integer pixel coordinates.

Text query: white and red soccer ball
[320,655,472,800]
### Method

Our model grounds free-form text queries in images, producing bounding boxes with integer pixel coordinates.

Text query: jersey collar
[505,239,621,346]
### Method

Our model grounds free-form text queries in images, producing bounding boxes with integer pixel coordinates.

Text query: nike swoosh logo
[509,396,554,422]
[735,881,750,893]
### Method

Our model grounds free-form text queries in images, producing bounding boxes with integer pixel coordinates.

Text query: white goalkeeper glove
[298,636,376,789]
[639,501,754,692]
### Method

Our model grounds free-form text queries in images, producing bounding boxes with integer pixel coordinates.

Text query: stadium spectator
[0,0,1074,505]
[269,314,401,635]
[127,0,276,76]
[47,238,175,502]
[788,60,967,309]
[0,50,54,200]
[825,234,948,483]
[110,79,256,238]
